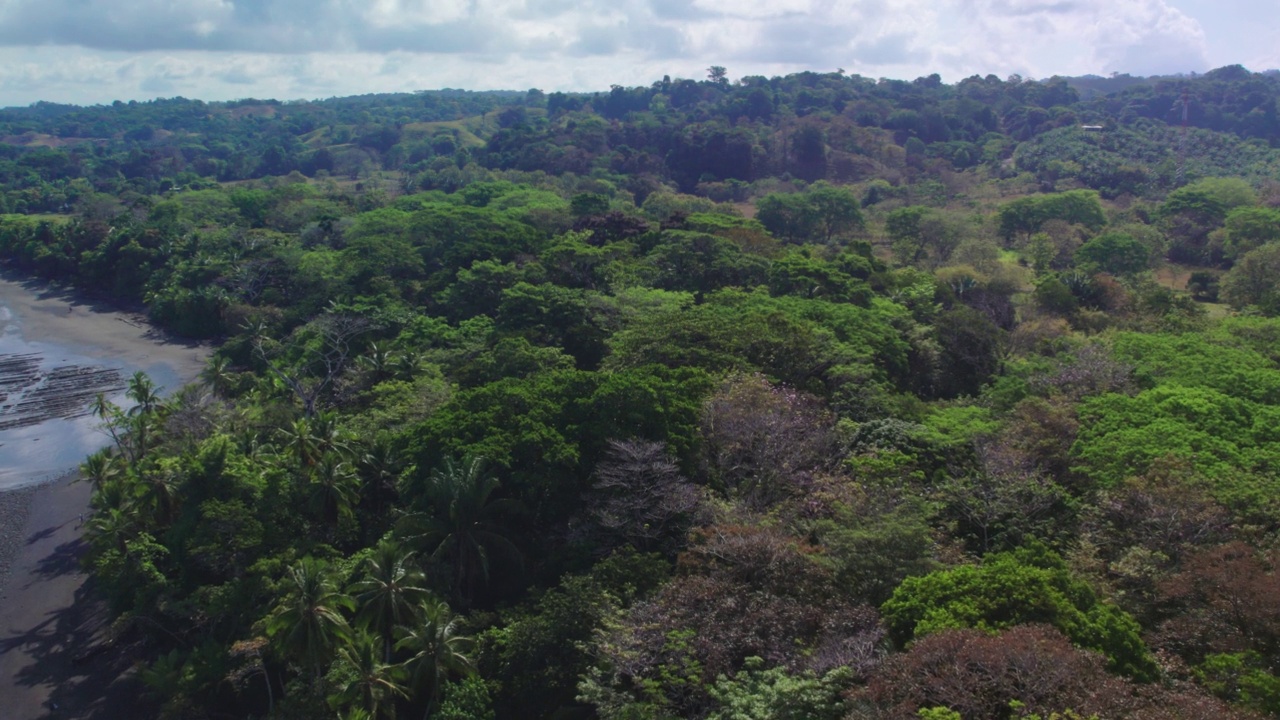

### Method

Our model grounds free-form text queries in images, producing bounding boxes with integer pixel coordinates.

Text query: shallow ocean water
[0,303,185,490]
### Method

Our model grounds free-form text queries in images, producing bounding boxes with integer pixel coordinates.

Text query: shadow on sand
[0,576,152,720]
[0,264,205,352]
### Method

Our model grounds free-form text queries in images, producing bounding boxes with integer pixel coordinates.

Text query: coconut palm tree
[328,631,409,720]
[135,465,180,527]
[124,372,165,462]
[80,450,123,491]
[350,541,431,662]
[90,392,128,459]
[358,439,403,525]
[280,411,351,472]
[396,457,522,605]
[200,355,234,396]
[86,505,141,555]
[266,557,355,688]
[279,417,321,470]
[359,342,394,384]
[395,599,474,717]
[309,453,361,532]
[126,371,163,416]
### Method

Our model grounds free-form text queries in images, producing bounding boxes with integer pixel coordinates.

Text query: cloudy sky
[0,0,1275,107]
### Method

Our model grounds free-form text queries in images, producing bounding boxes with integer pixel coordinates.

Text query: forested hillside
[4,65,1280,719]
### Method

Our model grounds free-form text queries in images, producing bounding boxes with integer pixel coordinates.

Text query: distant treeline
[1,66,1279,213]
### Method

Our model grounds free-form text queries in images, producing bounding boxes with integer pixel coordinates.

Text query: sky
[0,0,1275,107]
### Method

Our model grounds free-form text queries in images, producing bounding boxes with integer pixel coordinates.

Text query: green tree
[1221,242,1280,313]
[266,557,356,686]
[1222,206,1280,260]
[351,540,431,662]
[998,190,1105,242]
[1074,232,1150,276]
[396,599,475,715]
[327,631,409,720]
[397,457,521,604]
[309,453,361,532]
[706,657,852,720]
[755,192,819,243]
[804,182,864,242]
[881,546,1158,681]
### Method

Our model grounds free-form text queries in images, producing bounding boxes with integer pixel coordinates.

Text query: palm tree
[126,371,163,415]
[200,355,234,396]
[397,457,522,605]
[280,411,351,471]
[80,450,123,490]
[359,439,402,522]
[312,410,352,459]
[124,372,165,463]
[90,392,128,459]
[135,466,180,527]
[350,541,431,662]
[266,557,355,688]
[359,342,394,383]
[395,599,474,717]
[328,631,409,720]
[86,505,140,554]
[279,417,321,470]
[309,453,361,532]
[392,351,423,381]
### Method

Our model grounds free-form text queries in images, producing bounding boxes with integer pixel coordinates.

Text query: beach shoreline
[0,266,210,719]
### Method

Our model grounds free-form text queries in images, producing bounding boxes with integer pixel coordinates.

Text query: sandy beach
[0,267,210,720]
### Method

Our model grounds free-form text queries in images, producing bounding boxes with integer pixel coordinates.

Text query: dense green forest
[5,65,1280,719]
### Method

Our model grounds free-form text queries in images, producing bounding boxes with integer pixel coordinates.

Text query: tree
[804,182,864,242]
[80,450,123,491]
[350,540,431,662]
[707,66,729,85]
[881,546,1158,680]
[396,599,475,715]
[1159,178,1256,264]
[252,309,379,417]
[1155,542,1280,664]
[706,657,852,720]
[699,373,836,507]
[809,493,937,606]
[755,184,863,244]
[929,306,1005,399]
[755,192,819,243]
[308,453,361,532]
[1222,206,1280,260]
[1075,232,1150,276]
[327,631,409,720]
[1221,242,1280,313]
[865,625,1243,720]
[587,439,706,555]
[998,190,1105,242]
[266,557,356,686]
[887,206,964,266]
[397,457,522,604]
[200,355,235,396]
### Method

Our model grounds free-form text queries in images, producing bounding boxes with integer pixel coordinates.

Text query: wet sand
[0,267,210,719]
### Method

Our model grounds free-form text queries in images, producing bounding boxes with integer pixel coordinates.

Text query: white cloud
[944,0,1209,78]
[0,0,1265,106]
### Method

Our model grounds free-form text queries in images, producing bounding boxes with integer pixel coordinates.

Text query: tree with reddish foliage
[864,625,1254,720]
[1154,542,1280,665]
[582,524,884,718]
[1080,459,1233,618]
